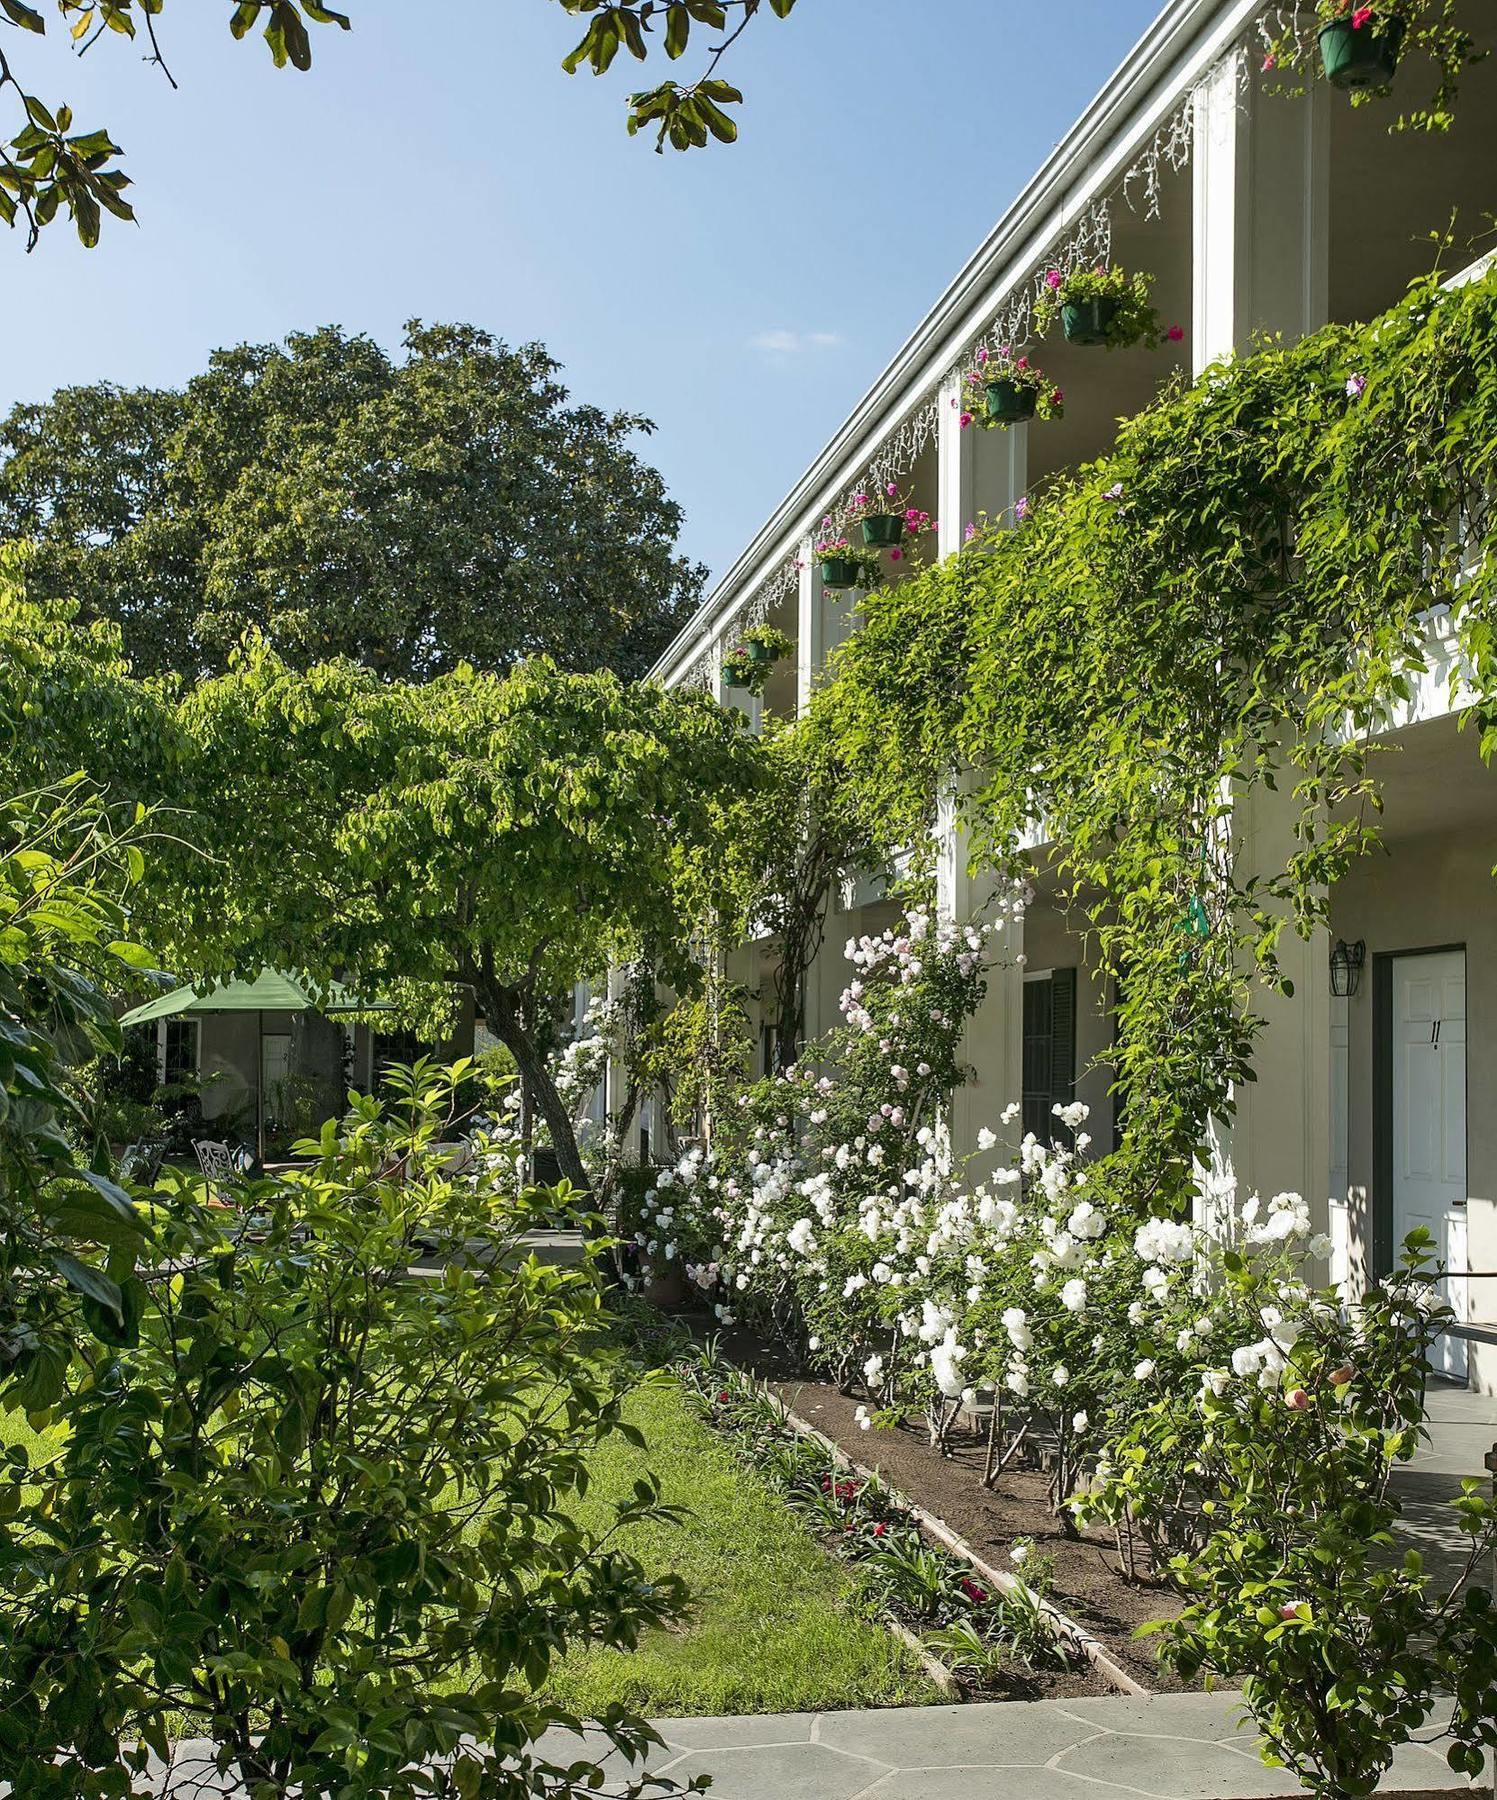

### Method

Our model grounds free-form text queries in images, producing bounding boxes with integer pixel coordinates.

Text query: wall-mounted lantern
[1329,938,1366,998]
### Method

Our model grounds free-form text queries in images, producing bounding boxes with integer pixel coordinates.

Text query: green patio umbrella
[120,971,392,1160]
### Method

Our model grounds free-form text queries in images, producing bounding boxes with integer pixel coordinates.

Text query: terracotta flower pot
[641,1252,687,1309]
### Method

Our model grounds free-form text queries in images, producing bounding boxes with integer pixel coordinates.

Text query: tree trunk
[479,980,591,1198]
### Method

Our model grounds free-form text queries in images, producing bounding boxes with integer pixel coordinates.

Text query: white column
[1193,58,1332,1234]
[936,374,1029,1160]
[796,538,827,717]
[1193,53,1329,370]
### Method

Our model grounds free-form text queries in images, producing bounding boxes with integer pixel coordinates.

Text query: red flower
[716,1390,730,1404]
[870,1521,888,1538]
[959,1577,988,1604]
[1351,5,1373,28]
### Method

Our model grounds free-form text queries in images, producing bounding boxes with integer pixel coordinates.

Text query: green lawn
[3,1375,936,1719]
[543,1376,940,1718]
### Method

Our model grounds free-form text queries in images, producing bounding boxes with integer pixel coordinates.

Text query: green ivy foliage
[806,262,1497,1200]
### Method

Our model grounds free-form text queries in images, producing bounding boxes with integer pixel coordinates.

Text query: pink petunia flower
[959,411,974,429]
[1351,5,1373,27]
[1167,324,1185,343]
[1044,269,1062,291]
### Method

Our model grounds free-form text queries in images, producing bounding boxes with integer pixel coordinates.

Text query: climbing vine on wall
[804,260,1497,1200]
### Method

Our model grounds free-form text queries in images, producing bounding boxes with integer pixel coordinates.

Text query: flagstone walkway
[536,1693,1474,1800]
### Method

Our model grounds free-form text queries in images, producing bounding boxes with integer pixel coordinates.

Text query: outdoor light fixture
[1329,938,1366,998]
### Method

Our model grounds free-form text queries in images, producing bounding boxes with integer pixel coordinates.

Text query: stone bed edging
[763,1383,1153,1700]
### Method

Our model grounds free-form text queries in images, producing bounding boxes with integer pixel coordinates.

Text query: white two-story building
[647,1,1497,1389]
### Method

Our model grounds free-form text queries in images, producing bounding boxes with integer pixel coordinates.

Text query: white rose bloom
[1134,1358,1156,1381]
[863,1353,884,1385]
[1072,1410,1089,1433]
[1060,1278,1087,1314]
[976,1126,998,1151]
[1051,1365,1070,1389]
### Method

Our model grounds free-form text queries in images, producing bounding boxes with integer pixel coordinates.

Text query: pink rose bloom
[1044,269,1062,291]
[889,547,903,562]
[1285,1387,1310,1412]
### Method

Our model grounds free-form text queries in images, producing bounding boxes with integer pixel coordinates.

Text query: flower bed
[675,1351,1109,1702]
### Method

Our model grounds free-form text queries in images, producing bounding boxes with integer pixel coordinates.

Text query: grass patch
[543,1375,940,1718]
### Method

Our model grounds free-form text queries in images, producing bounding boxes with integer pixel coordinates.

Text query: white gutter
[652,0,1266,689]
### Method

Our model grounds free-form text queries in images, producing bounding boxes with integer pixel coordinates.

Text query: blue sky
[6,0,1162,582]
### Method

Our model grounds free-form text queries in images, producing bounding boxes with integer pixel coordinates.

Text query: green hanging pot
[985,379,1038,425]
[723,664,751,690]
[1062,296,1119,346]
[1318,15,1405,89]
[820,556,862,590]
[861,513,905,548]
[744,639,773,665]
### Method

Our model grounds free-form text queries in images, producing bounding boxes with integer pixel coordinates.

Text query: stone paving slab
[149,1694,1480,1799]
[596,1693,1474,1800]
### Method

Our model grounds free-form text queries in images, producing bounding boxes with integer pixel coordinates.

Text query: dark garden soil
[712,1327,1193,1696]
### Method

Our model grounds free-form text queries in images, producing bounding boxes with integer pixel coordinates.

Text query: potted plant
[848,481,934,549]
[1259,2,1484,127]
[962,346,1064,428]
[722,624,793,697]
[816,536,885,591]
[1034,265,1183,352]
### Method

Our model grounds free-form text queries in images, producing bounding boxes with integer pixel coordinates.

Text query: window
[162,1018,199,1087]
[1022,969,1076,1145]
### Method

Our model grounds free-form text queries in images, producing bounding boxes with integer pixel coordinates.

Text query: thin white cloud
[750,328,845,355]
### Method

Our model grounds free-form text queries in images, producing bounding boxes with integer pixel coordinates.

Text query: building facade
[648,2,1497,1388]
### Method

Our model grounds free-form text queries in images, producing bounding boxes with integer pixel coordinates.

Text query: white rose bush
[621,904,1497,1798]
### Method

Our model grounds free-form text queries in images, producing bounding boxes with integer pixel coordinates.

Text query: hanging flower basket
[744,638,774,665]
[1036,266,1179,353]
[722,624,794,696]
[986,379,1039,425]
[820,556,864,590]
[723,664,752,689]
[1318,14,1406,88]
[861,514,905,548]
[1062,296,1120,346]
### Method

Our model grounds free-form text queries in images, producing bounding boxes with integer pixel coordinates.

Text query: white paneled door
[1392,950,1468,1381]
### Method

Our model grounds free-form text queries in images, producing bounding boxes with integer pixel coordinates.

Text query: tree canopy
[0,322,705,683]
[146,644,767,1190]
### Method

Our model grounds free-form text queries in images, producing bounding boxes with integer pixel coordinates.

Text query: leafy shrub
[0,781,153,1405]
[1079,1227,1497,1798]
[0,1062,693,1800]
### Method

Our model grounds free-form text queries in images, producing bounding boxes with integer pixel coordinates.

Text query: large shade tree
[0,321,705,682]
[148,644,766,1193]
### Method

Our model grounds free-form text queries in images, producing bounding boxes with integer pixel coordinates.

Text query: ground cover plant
[542,1368,937,1718]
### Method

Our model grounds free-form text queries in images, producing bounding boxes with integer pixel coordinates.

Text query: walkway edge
[768,1386,1153,1700]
